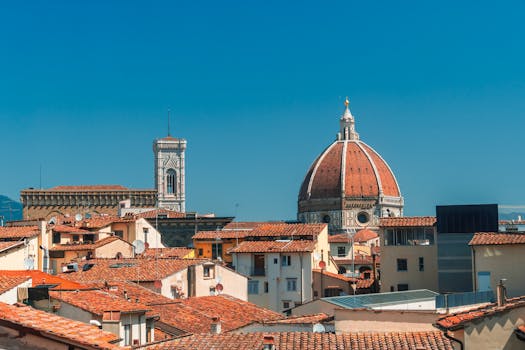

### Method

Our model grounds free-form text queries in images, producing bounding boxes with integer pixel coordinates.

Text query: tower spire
[338,97,359,141]
[167,109,171,137]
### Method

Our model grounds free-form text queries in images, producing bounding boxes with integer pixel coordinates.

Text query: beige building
[470,232,525,297]
[0,223,42,271]
[379,216,438,292]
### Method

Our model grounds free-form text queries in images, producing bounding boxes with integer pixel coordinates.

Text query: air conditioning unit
[64,263,78,273]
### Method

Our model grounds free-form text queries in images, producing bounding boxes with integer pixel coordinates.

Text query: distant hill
[499,212,525,221]
[0,195,23,223]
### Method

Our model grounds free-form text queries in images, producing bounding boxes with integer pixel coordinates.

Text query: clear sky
[1,1,525,221]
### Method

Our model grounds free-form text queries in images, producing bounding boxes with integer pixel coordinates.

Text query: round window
[322,215,331,223]
[357,212,369,224]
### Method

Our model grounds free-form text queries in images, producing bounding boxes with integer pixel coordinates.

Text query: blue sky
[1,1,525,221]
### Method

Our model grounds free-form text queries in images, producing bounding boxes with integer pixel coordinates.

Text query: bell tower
[153,114,186,212]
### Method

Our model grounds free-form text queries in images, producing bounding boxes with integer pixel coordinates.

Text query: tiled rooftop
[132,208,185,219]
[140,247,195,258]
[0,241,24,253]
[59,258,208,283]
[313,270,375,289]
[354,228,379,242]
[248,223,327,237]
[50,289,151,316]
[193,230,251,240]
[436,295,525,330]
[0,302,120,349]
[223,222,270,230]
[0,270,90,290]
[0,275,31,294]
[51,224,92,234]
[264,313,331,325]
[334,255,380,265]
[0,225,39,239]
[469,232,525,246]
[50,236,126,251]
[141,331,452,350]
[103,281,176,306]
[229,240,316,253]
[380,216,437,227]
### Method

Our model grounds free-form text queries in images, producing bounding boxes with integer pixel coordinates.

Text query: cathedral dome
[297,99,403,232]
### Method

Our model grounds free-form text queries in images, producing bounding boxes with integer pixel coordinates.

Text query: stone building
[298,99,404,234]
[153,135,186,211]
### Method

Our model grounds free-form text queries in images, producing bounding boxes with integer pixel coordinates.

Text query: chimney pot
[211,316,221,334]
[496,279,507,307]
[263,335,275,350]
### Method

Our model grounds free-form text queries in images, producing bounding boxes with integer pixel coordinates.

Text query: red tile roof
[55,214,132,229]
[143,331,452,350]
[193,230,251,240]
[102,281,176,306]
[229,240,316,253]
[49,185,129,191]
[58,258,208,283]
[313,270,375,289]
[0,270,90,290]
[0,225,39,239]
[265,313,331,324]
[50,236,127,251]
[131,208,185,219]
[0,302,120,349]
[329,233,352,243]
[141,247,194,258]
[436,296,525,330]
[380,216,437,227]
[152,295,283,334]
[248,223,327,238]
[469,232,525,246]
[223,222,270,230]
[334,255,380,265]
[50,289,151,316]
[354,229,379,242]
[0,241,24,253]
[0,275,31,294]
[51,224,92,234]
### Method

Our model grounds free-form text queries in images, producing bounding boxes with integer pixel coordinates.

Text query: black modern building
[436,204,498,293]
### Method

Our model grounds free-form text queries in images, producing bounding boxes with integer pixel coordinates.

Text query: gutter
[433,323,464,350]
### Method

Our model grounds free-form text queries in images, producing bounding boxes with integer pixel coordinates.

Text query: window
[397,284,409,291]
[143,228,149,243]
[397,258,408,271]
[124,324,131,346]
[198,248,203,256]
[283,300,291,309]
[419,257,424,271]
[384,227,435,246]
[286,278,297,292]
[357,212,369,224]
[114,230,123,239]
[211,243,222,260]
[84,234,95,243]
[324,287,341,297]
[52,232,61,244]
[166,168,177,194]
[72,234,79,242]
[281,255,291,266]
[264,281,269,293]
[248,280,259,294]
[337,246,346,257]
[273,258,278,264]
[203,265,214,278]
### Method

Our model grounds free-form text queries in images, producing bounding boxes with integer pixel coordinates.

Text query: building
[153,135,186,211]
[0,302,121,350]
[328,229,379,276]
[312,269,377,297]
[138,331,453,350]
[470,232,525,297]
[379,216,438,292]
[435,291,525,350]
[0,222,43,271]
[229,223,335,312]
[297,99,403,234]
[436,204,498,293]
[0,275,32,304]
[20,185,157,220]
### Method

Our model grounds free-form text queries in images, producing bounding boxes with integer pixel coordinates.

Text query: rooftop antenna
[39,164,42,189]
[167,108,171,137]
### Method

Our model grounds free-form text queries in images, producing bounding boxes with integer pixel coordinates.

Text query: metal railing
[436,290,495,309]
[251,267,266,276]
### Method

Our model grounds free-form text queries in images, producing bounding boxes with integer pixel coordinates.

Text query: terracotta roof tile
[50,289,151,316]
[229,240,316,253]
[248,223,327,238]
[436,296,525,330]
[143,331,453,350]
[58,258,208,283]
[0,270,90,290]
[51,224,92,234]
[0,241,24,253]
[50,236,127,252]
[380,216,437,227]
[193,230,251,240]
[469,232,525,245]
[313,270,376,289]
[265,313,331,324]
[0,302,120,349]
[132,208,185,219]
[0,225,39,239]
[334,255,380,265]
[223,222,270,230]
[141,247,195,258]
[354,229,379,242]
[329,233,352,243]
[0,275,31,294]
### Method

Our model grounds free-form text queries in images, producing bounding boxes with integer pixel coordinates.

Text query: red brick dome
[298,139,400,201]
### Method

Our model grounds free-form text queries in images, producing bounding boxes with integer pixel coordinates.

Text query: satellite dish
[216,283,223,292]
[24,257,34,270]
[319,260,326,269]
[144,242,150,249]
[49,217,57,225]
[313,252,321,261]
[75,213,83,222]
[313,323,326,333]
[132,240,145,254]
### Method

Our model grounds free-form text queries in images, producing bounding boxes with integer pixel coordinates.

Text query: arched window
[166,169,177,195]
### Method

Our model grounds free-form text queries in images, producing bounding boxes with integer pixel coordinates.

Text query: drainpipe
[300,253,303,304]
[443,330,464,350]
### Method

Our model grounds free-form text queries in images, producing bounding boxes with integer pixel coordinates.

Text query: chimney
[210,316,221,334]
[262,335,275,350]
[497,279,507,306]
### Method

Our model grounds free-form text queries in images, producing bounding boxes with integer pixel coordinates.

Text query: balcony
[251,267,266,276]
